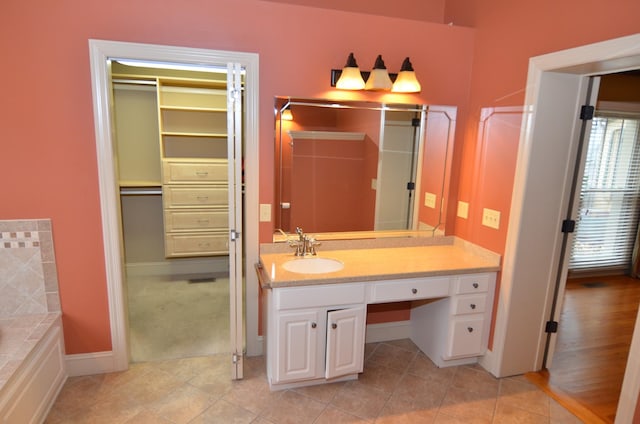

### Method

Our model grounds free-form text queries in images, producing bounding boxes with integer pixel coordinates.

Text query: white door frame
[87,39,260,372]
[479,33,640,423]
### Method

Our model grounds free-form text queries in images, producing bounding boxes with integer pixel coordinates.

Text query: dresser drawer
[165,232,228,257]
[454,273,491,294]
[164,186,227,208]
[451,294,488,315]
[163,160,228,183]
[164,209,228,232]
[368,276,450,304]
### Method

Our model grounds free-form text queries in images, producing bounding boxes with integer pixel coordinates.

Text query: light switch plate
[371,178,377,190]
[259,204,271,222]
[482,207,501,229]
[457,201,469,219]
[424,192,436,208]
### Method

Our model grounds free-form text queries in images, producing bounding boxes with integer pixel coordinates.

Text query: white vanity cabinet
[411,272,496,367]
[262,261,497,390]
[265,283,367,389]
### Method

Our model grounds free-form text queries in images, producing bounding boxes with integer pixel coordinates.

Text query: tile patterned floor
[45,339,583,423]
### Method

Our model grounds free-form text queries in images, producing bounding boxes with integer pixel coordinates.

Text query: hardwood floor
[527,275,640,423]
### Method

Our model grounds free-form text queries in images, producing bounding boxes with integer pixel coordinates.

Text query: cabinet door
[275,310,322,383]
[325,305,366,379]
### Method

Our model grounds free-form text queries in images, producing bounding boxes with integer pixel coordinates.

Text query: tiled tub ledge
[0,312,66,422]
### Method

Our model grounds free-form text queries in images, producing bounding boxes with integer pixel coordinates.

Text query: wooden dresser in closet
[157,78,229,258]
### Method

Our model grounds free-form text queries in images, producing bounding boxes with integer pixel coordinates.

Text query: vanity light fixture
[335,53,366,90]
[331,54,421,93]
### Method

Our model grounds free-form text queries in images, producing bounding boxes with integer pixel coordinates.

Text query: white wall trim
[489,33,640,423]
[88,39,261,372]
[65,351,117,377]
[365,321,412,343]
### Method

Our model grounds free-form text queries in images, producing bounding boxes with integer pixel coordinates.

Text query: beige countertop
[258,236,501,288]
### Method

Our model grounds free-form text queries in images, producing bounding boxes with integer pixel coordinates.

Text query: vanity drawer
[163,160,228,184]
[445,315,485,359]
[164,209,228,231]
[451,294,488,315]
[165,232,228,257]
[368,276,450,304]
[164,186,227,208]
[275,283,365,310]
[455,273,491,294]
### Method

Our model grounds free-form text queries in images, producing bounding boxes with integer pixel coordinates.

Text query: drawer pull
[311,322,317,329]
[467,327,474,333]
[472,283,479,289]
[197,219,210,225]
[331,323,337,329]
[411,288,418,294]
[196,196,210,201]
[470,304,476,310]
[198,243,211,247]
[195,171,209,176]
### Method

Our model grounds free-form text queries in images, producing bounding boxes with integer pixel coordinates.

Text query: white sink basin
[282,257,344,274]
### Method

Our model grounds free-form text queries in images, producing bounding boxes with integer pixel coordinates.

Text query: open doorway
[541,70,640,422]
[88,40,260,379]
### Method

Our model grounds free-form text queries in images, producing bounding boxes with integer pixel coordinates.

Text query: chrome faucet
[290,227,319,256]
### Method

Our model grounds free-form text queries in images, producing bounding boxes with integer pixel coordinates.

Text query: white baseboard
[65,351,120,377]
[365,321,412,343]
[125,258,228,277]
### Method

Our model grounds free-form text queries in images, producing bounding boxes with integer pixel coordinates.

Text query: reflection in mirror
[274,97,455,239]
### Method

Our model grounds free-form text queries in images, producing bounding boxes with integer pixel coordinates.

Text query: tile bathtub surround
[0,219,61,317]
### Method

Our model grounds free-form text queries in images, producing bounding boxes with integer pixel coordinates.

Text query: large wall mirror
[274,97,456,238]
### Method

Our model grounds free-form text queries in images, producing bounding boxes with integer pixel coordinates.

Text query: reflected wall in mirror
[274,97,456,238]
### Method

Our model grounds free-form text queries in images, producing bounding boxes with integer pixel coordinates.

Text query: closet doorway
[112,62,235,363]
[89,40,259,380]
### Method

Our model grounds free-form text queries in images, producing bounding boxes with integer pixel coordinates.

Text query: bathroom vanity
[258,236,500,391]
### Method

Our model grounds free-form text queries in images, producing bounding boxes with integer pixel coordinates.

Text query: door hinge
[580,105,595,120]
[411,118,421,127]
[561,219,576,233]
[230,229,241,241]
[545,320,558,333]
[406,182,415,190]
[232,352,241,364]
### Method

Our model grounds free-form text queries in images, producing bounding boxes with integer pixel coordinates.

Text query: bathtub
[0,313,66,423]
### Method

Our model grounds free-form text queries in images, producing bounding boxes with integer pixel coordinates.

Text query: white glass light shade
[281,108,293,120]
[365,68,393,91]
[391,57,421,93]
[336,66,365,90]
[391,71,422,93]
[336,53,365,90]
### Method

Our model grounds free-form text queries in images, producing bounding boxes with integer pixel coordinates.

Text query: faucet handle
[307,236,320,255]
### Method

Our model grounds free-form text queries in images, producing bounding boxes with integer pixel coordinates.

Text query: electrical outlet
[259,204,271,222]
[482,208,501,229]
[424,192,436,208]
[457,201,469,219]
[371,178,377,190]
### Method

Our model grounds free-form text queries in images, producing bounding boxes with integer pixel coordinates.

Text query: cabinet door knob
[467,327,474,333]
[411,288,418,294]
[311,322,317,329]
[470,304,476,309]
[331,323,337,329]
[472,283,479,289]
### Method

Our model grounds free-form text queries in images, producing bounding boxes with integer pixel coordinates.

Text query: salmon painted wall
[0,0,474,354]
[447,0,640,256]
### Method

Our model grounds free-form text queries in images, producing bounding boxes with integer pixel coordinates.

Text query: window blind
[569,115,640,271]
